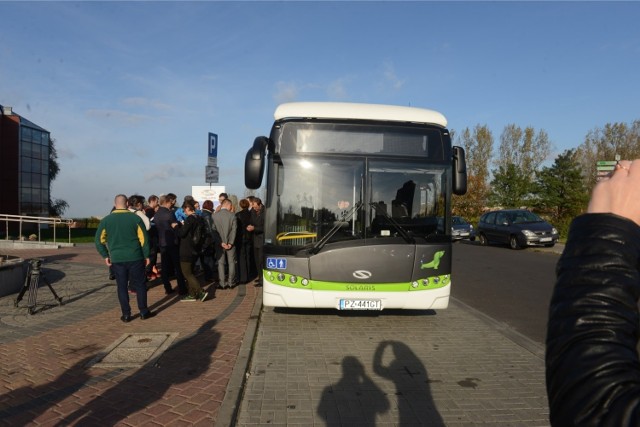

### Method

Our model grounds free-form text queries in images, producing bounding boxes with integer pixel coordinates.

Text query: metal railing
[1,214,74,244]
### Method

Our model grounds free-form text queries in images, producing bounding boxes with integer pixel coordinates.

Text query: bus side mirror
[452,146,467,195]
[245,136,269,189]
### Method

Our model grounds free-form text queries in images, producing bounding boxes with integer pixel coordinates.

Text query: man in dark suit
[154,194,188,295]
[247,197,265,286]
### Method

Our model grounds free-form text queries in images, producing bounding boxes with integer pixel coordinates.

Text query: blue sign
[266,257,287,270]
[208,132,218,158]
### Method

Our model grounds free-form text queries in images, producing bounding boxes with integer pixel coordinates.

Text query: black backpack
[191,215,213,254]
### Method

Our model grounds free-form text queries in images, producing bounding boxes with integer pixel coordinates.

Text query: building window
[19,126,50,215]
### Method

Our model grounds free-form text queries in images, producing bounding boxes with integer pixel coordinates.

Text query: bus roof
[274,102,448,127]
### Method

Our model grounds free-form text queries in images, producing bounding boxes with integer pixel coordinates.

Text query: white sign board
[192,185,225,208]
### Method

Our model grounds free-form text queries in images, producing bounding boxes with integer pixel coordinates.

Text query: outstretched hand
[588,160,640,226]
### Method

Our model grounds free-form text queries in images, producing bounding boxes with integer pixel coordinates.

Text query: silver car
[477,209,559,249]
[438,216,476,241]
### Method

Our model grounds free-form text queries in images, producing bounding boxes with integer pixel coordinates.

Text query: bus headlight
[289,275,297,284]
[277,273,285,281]
[301,278,309,286]
[412,281,419,288]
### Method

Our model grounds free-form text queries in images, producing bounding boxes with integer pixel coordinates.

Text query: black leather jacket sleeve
[546,213,640,426]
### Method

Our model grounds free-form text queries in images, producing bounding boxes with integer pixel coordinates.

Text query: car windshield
[452,216,468,226]
[509,211,542,224]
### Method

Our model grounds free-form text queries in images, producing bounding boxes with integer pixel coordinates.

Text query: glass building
[0,105,50,216]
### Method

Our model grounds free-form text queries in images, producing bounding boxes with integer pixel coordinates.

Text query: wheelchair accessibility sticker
[266,257,287,270]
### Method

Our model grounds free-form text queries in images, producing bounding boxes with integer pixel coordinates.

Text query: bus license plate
[339,299,382,310]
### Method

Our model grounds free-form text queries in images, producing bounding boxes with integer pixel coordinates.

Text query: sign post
[596,157,620,181]
[206,132,219,184]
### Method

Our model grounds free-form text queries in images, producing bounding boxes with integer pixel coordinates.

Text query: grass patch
[38,228,97,244]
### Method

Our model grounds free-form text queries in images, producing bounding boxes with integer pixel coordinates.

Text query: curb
[450,297,545,360]
[215,286,263,427]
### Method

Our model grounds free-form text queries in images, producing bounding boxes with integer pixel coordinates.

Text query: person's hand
[588,160,640,225]
[104,257,112,267]
[145,258,150,266]
[247,225,255,232]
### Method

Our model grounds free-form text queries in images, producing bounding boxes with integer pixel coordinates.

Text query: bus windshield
[273,125,448,248]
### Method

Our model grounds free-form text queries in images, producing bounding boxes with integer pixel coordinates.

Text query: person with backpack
[200,200,221,284]
[213,198,238,289]
[173,200,208,302]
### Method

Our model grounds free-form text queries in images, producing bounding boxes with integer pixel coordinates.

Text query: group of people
[94,192,265,321]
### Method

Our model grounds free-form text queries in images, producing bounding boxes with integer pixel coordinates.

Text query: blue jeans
[111,260,149,317]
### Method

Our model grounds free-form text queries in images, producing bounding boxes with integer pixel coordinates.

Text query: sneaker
[199,291,209,302]
[180,295,197,302]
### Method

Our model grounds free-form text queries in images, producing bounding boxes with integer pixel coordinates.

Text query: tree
[489,124,552,208]
[496,124,551,180]
[453,125,493,219]
[488,163,531,208]
[533,149,589,224]
[575,120,640,192]
[48,137,69,216]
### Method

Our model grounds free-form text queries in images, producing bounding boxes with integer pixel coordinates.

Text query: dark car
[477,209,558,249]
[437,216,476,241]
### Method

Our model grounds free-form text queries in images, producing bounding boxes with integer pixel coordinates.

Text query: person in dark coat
[173,200,207,302]
[247,197,265,286]
[235,198,255,284]
[200,199,220,283]
[154,194,187,295]
[546,159,640,426]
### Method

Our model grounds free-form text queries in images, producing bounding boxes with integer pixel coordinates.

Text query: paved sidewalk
[235,300,549,426]
[0,244,260,426]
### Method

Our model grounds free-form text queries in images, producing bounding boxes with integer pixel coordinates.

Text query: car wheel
[509,235,521,250]
[478,233,488,246]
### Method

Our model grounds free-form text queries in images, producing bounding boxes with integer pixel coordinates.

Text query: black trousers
[159,245,187,294]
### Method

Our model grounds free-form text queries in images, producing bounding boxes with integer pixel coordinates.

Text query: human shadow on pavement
[53,318,221,426]
[318,356,390,426]
[373,340,444,426]
[0,348,102,425]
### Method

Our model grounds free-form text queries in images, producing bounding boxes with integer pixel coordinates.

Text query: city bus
[244,102,467,310]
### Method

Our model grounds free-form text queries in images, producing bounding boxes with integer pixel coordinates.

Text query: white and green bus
[245,102,467,310]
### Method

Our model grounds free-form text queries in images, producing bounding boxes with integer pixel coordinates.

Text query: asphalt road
[450,241,560,346]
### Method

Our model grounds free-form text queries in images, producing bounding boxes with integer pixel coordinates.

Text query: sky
[1,1,639,219]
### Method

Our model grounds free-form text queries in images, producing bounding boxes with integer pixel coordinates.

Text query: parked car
[437,216,476,241]
[476,209,558,249]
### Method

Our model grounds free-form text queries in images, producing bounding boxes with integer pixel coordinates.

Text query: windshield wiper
[369,202,415,244]
[310,201,362,255]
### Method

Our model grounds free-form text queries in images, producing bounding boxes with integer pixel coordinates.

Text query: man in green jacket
[95,194,155,322]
